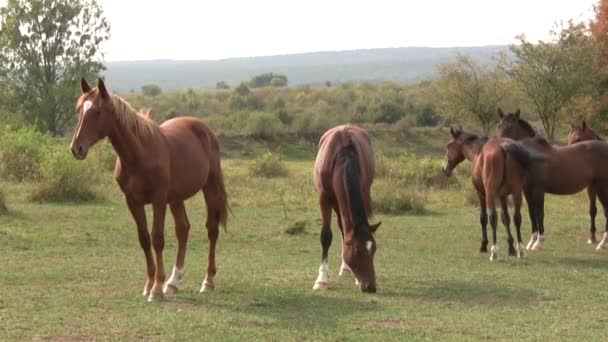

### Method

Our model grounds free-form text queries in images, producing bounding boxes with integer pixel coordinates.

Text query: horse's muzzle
[360,282,377,293]
[70,144,88,160]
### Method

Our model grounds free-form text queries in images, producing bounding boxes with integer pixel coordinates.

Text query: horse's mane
[472,136,489,154]
[338,142,371,237]
[516,118,537,137]
[111,96,160,139]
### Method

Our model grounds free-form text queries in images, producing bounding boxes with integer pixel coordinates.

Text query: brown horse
[70,78,229,301]
[313,125,380,293]
[497,109,608,251]
[442,127,542,260]
[567,120,605,244]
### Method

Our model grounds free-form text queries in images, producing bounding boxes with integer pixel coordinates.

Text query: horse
[442,127,542,260]
[497,109,608,251]
[70,78,229,302]
[312,124,381,293]
[567,120,605,244]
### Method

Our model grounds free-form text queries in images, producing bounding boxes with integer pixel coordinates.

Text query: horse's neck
[108,118,145,170]
[463,138,485,162]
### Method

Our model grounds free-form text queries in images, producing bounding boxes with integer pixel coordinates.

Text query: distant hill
[103,45,509,92]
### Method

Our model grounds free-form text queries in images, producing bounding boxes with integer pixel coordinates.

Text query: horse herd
[69,78,606,301]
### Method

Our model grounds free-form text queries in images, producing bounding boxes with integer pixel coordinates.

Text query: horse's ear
[97,78,110,99]
[81,77,91,93]
[515,109,521,119]
[582,120,587,131]
[369,222,381,233]
[449,127,457,138]
[497,108,504,119]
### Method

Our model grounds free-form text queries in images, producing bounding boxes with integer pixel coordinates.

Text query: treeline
[122,81,441,140]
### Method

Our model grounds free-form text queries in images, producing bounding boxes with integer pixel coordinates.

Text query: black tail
[500,142,545,170]
[338,142,368,234]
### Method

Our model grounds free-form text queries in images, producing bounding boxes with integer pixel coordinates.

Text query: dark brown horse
[70,78,229,301]
[567,120,605,244]
[442,127,542,260]
[497,110,608,251]
[313,125,380,293]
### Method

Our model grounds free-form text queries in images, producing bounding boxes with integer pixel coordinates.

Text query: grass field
[2,135,608,341]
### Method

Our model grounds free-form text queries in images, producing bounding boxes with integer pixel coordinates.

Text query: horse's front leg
[126,198,155,297]
[313,194,332,290]
[588,187,598,244]
[148,197,168,302]
[524,188,539,250]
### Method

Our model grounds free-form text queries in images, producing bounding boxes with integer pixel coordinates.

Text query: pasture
[2,132,608,341]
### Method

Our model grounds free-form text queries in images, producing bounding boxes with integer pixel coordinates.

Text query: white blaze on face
[83,100,93,114]
[366,240,373,254]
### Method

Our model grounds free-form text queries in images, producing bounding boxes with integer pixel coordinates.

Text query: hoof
[200,281,214,293]
[479,245,488,253]
[143,288,149,296]
[163,283,178,295]
[517,243,527,259]
[489,253,499,261]
[588,238,598,245]
[596,243,607,251]
[147,291,164,302]
[508,247,517,257]
[313,281,328,290]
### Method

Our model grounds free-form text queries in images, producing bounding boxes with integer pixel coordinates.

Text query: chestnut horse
[442,127,543,260]
[497,109,608,251]
[567,120,605,244]
[70,78,229,301]
[313,125,380,293]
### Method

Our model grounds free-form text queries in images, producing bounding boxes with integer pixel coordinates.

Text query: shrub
[30,150,101,202]
[0,126,48,182]
[248,152,289,178]
[246,112,284,139]
[373,181,426,215]
[284,220,309,235]
[386,155,457,189]
[0,188,7,215]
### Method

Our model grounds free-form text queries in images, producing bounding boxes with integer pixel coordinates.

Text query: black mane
[516,118,537,137]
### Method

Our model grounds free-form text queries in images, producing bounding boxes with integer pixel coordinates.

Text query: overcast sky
[1,0,599,61]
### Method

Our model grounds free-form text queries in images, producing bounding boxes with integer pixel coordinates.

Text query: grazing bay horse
[70,78,229,301]
[442,127,542,260]
[497,109,608,251]
[313,125,380,293]
[567,120,605,244]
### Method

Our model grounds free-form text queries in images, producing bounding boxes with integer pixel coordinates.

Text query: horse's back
[314,125,374,194]
[160,116,222,200]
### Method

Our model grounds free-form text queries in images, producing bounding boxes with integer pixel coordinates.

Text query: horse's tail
[500,142,545,170]
[214,165,230,231]
[338,140,368,230]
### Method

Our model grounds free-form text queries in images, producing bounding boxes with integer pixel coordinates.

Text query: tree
[509,21,598,141]
[141,84,162,97]
[249,72,288,88]
[436,54,509,134]
[591,0,608,123]
[215,81,230,89]
[0,0,110,135]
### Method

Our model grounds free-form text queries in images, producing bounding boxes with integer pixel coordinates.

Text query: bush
[94,140,117,172]
[246,112,284,139]
[0,188,7,215]
[30,150,101,202]
[284,220,309,235]
[248,152,289,178]
[0,126,48,182]
[381,155,457,189]
[373,181,426,215]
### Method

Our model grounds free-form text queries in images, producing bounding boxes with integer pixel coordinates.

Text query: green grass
[2,147,608,340]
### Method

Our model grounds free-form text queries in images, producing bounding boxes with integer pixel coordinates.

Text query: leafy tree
[0,0,110,135]
[436,54,509,134]
[249,72,288,88]
[141,84,162,97]
[591,0,608,123]
[509,21,598,141]
[215,81,229,89]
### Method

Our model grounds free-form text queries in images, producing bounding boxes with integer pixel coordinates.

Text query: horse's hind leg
[485,189,499,261]
[588,187,598,244]
[512,192,526,259]
[313,194,332,290]
[477,190,489,253]
[531,192,546,251]
[500,196,516,256]
[594,189,608,251]
[524,188,539,250]
[163,201,191,295]
[200,185,222,293]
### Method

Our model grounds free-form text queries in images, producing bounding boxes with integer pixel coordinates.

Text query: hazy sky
[2,0,599,61]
